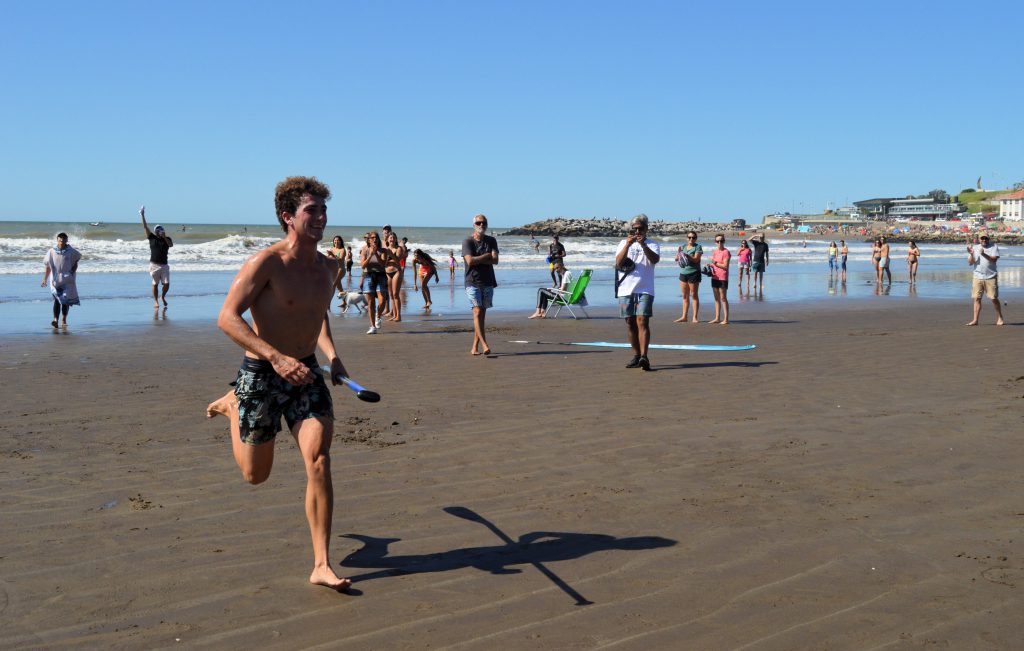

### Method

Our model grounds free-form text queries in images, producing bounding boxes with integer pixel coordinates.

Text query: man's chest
[469,238,494,256]
[268,266,334,308]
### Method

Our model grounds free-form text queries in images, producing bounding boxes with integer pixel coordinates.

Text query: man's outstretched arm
[139,205,153,236]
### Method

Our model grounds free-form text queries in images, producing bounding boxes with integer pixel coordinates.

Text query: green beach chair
[548,269,592,319]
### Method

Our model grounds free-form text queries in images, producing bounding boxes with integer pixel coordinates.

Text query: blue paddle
[320,366,381,402]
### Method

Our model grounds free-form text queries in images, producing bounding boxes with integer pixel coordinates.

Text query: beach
[1,297,1022,649]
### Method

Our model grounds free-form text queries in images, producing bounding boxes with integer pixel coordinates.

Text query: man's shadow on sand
[339,506,676,605]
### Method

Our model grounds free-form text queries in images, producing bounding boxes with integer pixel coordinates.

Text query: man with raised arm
[205,176,352,591]
[140,206,173,307]
[749,233,769,292]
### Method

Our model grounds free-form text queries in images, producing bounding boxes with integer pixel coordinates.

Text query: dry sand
[1,298,1022,649]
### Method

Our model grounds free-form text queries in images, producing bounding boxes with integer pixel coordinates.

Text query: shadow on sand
[340,506,676,605]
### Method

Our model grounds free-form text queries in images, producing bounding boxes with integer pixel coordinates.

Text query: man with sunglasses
[966,235,1004,326]
[614,214,660,371]
[462,214,500,355]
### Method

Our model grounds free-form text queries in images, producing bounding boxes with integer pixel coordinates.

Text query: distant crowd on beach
[39,204,1009,334]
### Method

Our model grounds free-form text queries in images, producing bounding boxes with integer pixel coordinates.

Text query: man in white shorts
[140,206,173,307]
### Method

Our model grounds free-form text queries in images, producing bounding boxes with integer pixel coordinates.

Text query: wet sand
[1,298,1022,649]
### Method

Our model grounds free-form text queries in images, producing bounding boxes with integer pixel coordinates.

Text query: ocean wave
[1,233,1019,275]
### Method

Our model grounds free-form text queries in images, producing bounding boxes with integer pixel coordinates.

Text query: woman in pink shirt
[709,234,731,325]
[736,239,752,295]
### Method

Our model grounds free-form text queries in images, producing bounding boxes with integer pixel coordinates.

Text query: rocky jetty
[502,218,728,238]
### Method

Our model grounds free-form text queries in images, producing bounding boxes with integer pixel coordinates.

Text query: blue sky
[2,0,1021,227]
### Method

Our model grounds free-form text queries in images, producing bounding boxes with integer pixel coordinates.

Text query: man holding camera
[614,214,660,371]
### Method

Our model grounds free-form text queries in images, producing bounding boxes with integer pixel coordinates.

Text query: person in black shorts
[205,176,354,591]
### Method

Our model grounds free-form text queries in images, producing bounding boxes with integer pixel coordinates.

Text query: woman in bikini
[872,239,882,276]
[360,232,390,334]
[412,249,440,309]
[907,240,921,283]
[384,231,404,322]
[448,250,457,281]
[327,235,347,299]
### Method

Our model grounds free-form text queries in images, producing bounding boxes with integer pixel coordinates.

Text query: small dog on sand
[338,291,367,314]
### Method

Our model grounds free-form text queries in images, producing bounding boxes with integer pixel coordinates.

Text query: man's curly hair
[274,176,332,233]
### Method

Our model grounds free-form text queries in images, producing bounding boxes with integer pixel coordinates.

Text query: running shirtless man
[206,176,352,591]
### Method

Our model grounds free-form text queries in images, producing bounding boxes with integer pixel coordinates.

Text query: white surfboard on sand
[510,340,756,351]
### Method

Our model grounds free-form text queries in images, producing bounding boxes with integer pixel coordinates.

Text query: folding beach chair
[548,269,592,319]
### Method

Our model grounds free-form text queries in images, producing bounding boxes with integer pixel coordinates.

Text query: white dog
[338,290,367,314]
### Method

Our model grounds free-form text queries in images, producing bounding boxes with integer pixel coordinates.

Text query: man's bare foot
[996,319,1004,326]
[720,321,729,325]
[965,321,978,326]
[691,318,699,323]
[673,316,687,323]
[309,565,352,591]
[51,319,58,328]
[708,319,720,324]
[529,312,543,319]
[162,298,169,307]
[206,390,236,419]
[153,302,161,308]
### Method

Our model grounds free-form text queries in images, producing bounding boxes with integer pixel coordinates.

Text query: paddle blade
[341,377,381,403]
[320,366,381,402]
[444,506,486,523]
